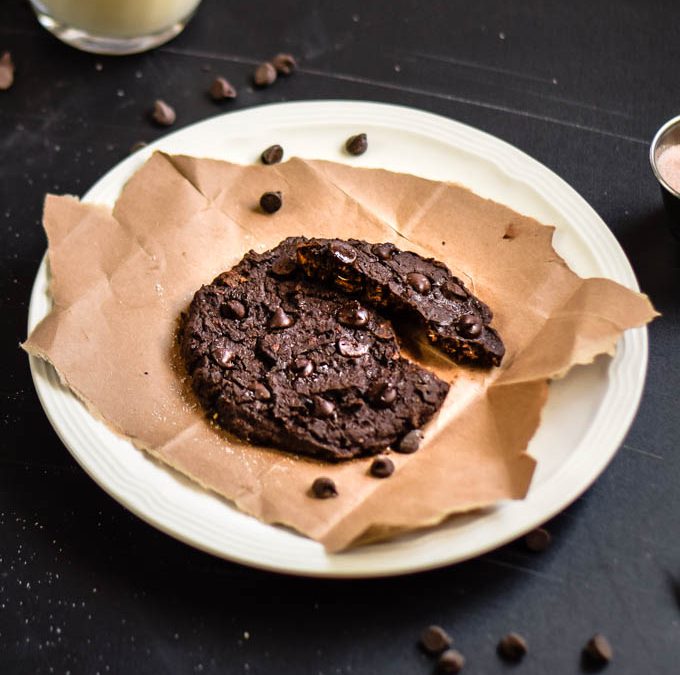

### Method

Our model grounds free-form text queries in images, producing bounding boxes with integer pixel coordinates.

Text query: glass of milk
[29,0,203,55]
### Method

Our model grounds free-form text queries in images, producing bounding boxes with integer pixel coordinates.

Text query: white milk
[39,0,202,37]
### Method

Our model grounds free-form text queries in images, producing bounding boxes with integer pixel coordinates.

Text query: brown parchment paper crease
[24,152,657,552]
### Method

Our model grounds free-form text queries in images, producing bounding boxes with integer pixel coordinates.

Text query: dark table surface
[2,0,679,673]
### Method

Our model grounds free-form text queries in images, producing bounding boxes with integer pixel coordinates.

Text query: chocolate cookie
[180,238,449,461]
[296,239,505,367]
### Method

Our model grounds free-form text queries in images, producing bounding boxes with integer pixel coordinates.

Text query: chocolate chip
[129,141,147,154]
[497,633,528,662]
[337,337,370,358]
[337,301,369,328]
[407,272,431,294]
[329,241,357,264]
[381,385,397,405]
[457,314,482,338]
[293,357,314,377]
[311,476,338,499]
[372,382,397,408]
[261,144,284,165]
[524,527,551,552]
[420,625,452,654]
[211,346,234,368]
[269,307,294,329]
[253,62,277,87]
[272,53,297,75]
[437,649,465,674]
[221,299,246,320]
[313,397,335,418]
[397,430,422,454]
[0,52,14,90]
[442,279,468,300]
[260,191,282,214]
[370,456,394,478]
[372,242,396,260]
[271,254,296,276]
[583,634,613,665]
[209,76,237,101]
[345,133,368,156]
[151,99,176,126]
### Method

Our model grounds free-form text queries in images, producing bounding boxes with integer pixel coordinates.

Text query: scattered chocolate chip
[209,76,237,101]
[420,625,452,654]
[497,633,528,662]
[269,306,294,329]
[272,52,297,75]
[337,301,369,328]
[151,99,176,126]
[0,51,14,90]
[583,634,613,665]
[211,346,234,368]
[270,253,296,276]
[337,337,370,358]
[313,397,335,418]
[371,242,395,260]
[345,133,368,156]
[524,527,551,552]
[329,241,357,264]
[372,382,397,408]
[370,456,394,478]
[407,272,431,294]
[129,141,147,154]
[397,430,423,454]
[457,314,482,338]
[221,299,246,320]
[293,357,314,377]
[311,476,338,499]
[442,279,468,300]
[253,62,277,87]
[252,382,271,400]
[437,649,465,674]
[260,191,282,214]
[261,144,284,165]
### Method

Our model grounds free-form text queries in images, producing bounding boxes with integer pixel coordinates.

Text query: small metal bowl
[650,114,680,239]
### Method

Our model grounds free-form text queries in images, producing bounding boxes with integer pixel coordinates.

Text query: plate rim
[27,99,648,578]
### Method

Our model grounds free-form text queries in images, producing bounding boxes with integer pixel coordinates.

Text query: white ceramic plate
[28,101,647,577]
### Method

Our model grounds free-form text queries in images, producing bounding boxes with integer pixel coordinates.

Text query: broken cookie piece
[296,238,505,367]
